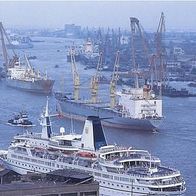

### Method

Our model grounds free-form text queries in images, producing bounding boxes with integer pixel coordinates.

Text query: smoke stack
[81,116,107,151]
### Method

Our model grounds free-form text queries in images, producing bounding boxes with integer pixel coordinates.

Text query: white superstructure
[117,85,162,120]
[0,99,185,196]
[7,56,47,82]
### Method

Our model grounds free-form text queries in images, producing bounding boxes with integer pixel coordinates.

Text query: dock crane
[149,13,166,96]
[70,49,80,101]
[155,12,166,84]
[90,52,103,103]
[129,17,150,88]
[110,51,120,108]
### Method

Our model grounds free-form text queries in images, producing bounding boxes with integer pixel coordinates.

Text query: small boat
[27,56,37,60]
[188,82,196,87]
[7,111,34,127]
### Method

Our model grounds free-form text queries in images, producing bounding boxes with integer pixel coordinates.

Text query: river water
[0,37,195,195]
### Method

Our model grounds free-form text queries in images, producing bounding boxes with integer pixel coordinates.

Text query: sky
[0,1,196,31]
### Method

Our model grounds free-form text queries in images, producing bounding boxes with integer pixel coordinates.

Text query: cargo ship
[6,55,54,94]
[80,39,100,67]
[6,35,33,49]
[0,23,54,94]
[55,84,162,131]
[55,21,163,131]
[153,84,196,97]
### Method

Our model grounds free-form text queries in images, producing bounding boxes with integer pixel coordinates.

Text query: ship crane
[25,54,33,70]
[0,22,17,69]
[90,52,103,103]
[110,51,120,108]
[70,49,80,101]
[24,54,42,79]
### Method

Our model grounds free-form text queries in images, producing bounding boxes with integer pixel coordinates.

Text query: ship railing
[141,104,156,108]
[125,166,180,179]
[33,151,59,161]
[98,158,122,166]
[11,141,27,147]
[99,146,130,154]
[137,178,183,186]
[49,141,77,149]
[13,149,28,155]
[116,154,159,162]
[125,171,180,179]
[151,172,180,178]
[151,178,183,186]
[15,133,42,139]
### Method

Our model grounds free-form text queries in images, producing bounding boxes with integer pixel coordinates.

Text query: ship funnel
[81,116,107,151]
[41,97,52,139]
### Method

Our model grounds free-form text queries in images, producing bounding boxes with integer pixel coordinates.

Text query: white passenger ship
[0,99,185,196]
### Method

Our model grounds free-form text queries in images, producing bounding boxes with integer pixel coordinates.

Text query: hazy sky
[0,1,196,31]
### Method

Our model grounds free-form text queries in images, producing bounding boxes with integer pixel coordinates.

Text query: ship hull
[2,159,185,196]
[80,54,99,66]
[56,98,160,131]
[67,54,80,62]
[6,78,54,94]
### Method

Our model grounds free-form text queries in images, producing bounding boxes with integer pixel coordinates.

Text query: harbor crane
[154,12,166,83]
[110,51,120,108]
[70,49,80,101]
[130,17,150,88]
[149,13,166,96]
[90,52,103,103]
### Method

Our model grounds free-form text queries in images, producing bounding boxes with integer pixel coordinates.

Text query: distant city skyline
[0,1,196,31]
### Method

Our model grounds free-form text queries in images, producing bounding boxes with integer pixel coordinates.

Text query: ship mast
[90,52,103,103]
[70,48,80,101]
[110,51,120,108]
[41,97,52,139]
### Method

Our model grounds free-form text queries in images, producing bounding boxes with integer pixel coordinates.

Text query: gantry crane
[70,49,80,101]
[110,51,120,108]
[90,52,103,103]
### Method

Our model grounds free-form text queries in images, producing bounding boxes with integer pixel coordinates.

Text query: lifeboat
[34,147,46,152]
[77,151,96,158]
[47,147,59,152]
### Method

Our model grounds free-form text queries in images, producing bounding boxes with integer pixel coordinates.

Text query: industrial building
[0,169,99,196]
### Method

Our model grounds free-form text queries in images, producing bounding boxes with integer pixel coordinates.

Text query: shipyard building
[0,168,99,196]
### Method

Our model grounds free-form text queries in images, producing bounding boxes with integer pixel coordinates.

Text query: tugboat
[7,111,33,127]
